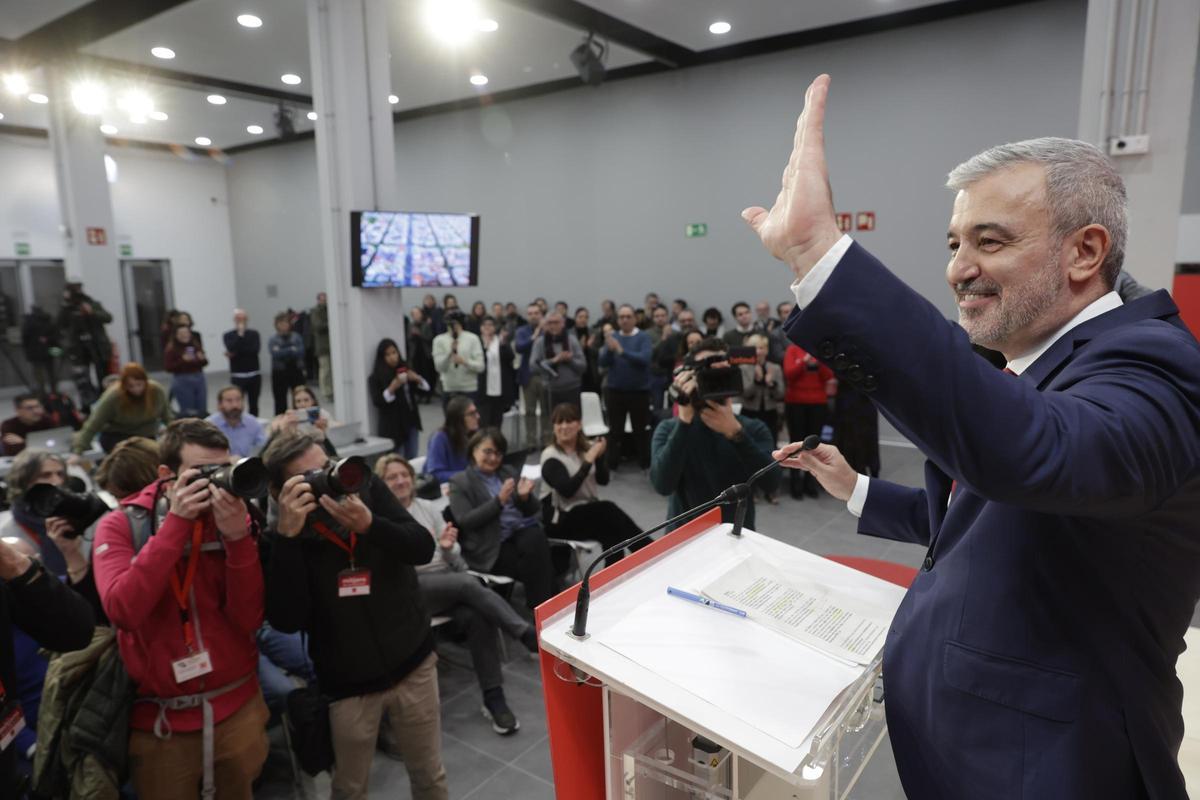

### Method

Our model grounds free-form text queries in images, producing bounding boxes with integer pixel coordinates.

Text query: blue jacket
[425,430,468,483]
[598,330,651,391]
[785,241,1200,800]
[514,324,538,387]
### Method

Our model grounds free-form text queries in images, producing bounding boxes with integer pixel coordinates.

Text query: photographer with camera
[91,419,268,798]
[2,451,80,579]
[56,282,114,401]
[432,309,484,408]
[650,337,779,530]
[262,432,447,799]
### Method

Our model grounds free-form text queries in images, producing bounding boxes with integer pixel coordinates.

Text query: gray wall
[1184,29,1200,215]
[228,0,1086,335]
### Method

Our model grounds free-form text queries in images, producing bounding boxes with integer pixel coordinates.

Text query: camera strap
[311,521,357,569]
[169,520,206,652]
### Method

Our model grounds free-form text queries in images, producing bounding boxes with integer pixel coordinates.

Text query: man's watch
[728,426,746,443]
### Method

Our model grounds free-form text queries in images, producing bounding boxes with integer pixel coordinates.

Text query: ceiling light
[709,21,732,34]
[246,124,264,134]
[280,74,301,85]
[424,0,485,44]
[116,89,153,119]
[207,94,227,105]
[100,124,118,135]
[149,110,168,121]
[237,14,263,28]
[151,46,176,59]
[306,111,318,120]
[70,82,107,115]
[194,136,212,146]
[28,93,49,104]
[3,73,29,96]
[388,94,399,104]
[0,112,5,121]
[469,74,489,86]
[477,18,498,32]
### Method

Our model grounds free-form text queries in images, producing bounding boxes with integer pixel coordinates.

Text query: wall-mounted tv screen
[352,210,480,288]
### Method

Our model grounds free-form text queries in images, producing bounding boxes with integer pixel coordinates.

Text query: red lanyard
[168,521,205,652]
[313,521,357,569]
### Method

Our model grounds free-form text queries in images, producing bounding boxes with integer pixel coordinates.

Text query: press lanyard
[312,521,357,569]
[169,520,205,652]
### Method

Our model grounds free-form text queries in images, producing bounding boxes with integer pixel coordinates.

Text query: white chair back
[580,391,609,437]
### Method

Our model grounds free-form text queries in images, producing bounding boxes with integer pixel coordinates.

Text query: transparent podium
[535,508,906,800]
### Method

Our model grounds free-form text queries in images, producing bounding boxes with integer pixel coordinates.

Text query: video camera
[304,456,369,499]
[669,346,756,407]
[24,484,112,538]
[188,457,271,499]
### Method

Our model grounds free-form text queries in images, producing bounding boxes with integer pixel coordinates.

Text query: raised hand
[741,74,842,281]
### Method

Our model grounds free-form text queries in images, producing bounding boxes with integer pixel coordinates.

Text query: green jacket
[310,303,331,357]
[73,381,173,453]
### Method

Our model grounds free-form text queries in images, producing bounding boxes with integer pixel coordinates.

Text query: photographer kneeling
[262,432,448,800]
[650,337,779,529]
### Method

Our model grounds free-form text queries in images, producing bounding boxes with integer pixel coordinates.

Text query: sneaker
[481,688,520,735]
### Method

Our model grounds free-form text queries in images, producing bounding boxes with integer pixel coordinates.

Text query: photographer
[262,432,447,799]
[91,419,267,797]
[56,282,113,399]
[1,450,76,579]
[432,309,484,407]
[650,337,779,530]
[268,312,306,416]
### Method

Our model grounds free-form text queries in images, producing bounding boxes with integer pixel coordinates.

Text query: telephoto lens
[191,458,270,499]
[304,456,369,499]
[24,484,113,538]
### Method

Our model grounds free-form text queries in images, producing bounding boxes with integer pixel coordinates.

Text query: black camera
[670,346,755,407]
[189,458,270,499]
[304,456,369,499]
[24,484,112,538]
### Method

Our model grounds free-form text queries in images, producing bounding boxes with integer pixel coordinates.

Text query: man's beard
[957,254,1063,351]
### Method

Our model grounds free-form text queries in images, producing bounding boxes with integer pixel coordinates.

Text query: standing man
[514,303,548,447]
[310,292,332,402]
[21,305,59,396]
[207,386,267,458]
[530,312,586,412]
[745,74,1200,799]
[57,282,113,404]
[92,419,267,797]
[753,301,774,331]
[223,308,262,416]
[263,432,447,799]
[431,311,484,407]
[599,305,652,470]
[722,302,757,348]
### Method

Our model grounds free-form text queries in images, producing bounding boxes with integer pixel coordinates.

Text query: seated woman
[540,404,646,566]
[448,428,556,610]
[377,455,537,735]
[424,395,480,483]
[72,363,173,453]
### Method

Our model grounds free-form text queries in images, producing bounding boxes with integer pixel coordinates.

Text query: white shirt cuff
[846,473,870,518]
[383,388,397,403]
[789,234,854,310]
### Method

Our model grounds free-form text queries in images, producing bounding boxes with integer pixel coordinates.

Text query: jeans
[256,625,315,717]
[171,371,208,417]
[398,426,421,459]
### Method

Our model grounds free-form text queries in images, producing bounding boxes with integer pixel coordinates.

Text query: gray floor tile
[440,667,549,764]
[511,735,555,784]
[461,765,555,800]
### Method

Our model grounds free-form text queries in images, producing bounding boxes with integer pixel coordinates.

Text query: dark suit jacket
[447,465,542,571]
[785,242,1200,800]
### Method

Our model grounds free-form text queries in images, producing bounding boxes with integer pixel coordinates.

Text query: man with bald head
[224,308,262,416]
[745,75,1200,799]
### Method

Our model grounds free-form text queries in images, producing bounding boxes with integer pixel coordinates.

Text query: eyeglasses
[477,448,501,457]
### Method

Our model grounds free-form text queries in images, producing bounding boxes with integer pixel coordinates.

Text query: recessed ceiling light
[207,94,227,105]
[70,82,107,115]
[149,110,168,121]
[100,124,118,135]
[237,14,263,28]
[306,111,318,121]
[3,73,29,96]
[246,124,264,134]
[709,21,731,34]
[425,0,486,44]
[28,93,48,104]
[280,74,301,85]
[117,89,153,118]
[388,94,399,104]
[151,46,175,59]
[469,74,489,86]
[194,136,212,146]
[477,18,498,32]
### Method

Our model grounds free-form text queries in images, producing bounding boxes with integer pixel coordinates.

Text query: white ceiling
[0,0,92,41]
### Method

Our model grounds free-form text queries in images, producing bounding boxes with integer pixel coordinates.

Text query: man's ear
[1065,224,1111,286]
[157,464,174,482]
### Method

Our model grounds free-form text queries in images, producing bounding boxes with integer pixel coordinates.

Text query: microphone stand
[568,434,819,640]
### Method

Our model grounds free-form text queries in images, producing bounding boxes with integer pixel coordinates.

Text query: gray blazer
[529,333,586,393]
[447,465,542,571]
[739,362,785,413]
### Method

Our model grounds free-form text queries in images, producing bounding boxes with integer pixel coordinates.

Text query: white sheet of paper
[520,464,542,482]
[703,555,890,666]
[597,592,861,748]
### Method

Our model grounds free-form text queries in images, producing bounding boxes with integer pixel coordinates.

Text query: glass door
[121,260,174,372]
[0,261,25,387]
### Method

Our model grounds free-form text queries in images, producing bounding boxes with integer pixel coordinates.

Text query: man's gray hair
[8,449,66,503]
[946,137,1127,286]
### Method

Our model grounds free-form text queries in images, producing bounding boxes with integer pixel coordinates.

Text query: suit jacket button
[861,375,878,393]
[818,339,837,359]
[922,556,934,571]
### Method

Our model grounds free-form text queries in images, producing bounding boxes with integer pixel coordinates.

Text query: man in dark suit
[744,75,1200,799]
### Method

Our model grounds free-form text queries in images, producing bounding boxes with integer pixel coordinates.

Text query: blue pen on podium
[667,586,747,618]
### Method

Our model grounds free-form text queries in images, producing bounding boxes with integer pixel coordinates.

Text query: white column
[1077,0,1200,291]
[45,66,129,358]
[306,0,401,429]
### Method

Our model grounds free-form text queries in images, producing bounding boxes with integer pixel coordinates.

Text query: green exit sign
[14,242,30,256]
[119,243,133,257]
[685,223,708,238]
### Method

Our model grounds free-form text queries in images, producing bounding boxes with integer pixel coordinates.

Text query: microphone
[567,433,821,640]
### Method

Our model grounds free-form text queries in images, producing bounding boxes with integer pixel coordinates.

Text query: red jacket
[92,481,262,733]
[783,345,835,405]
